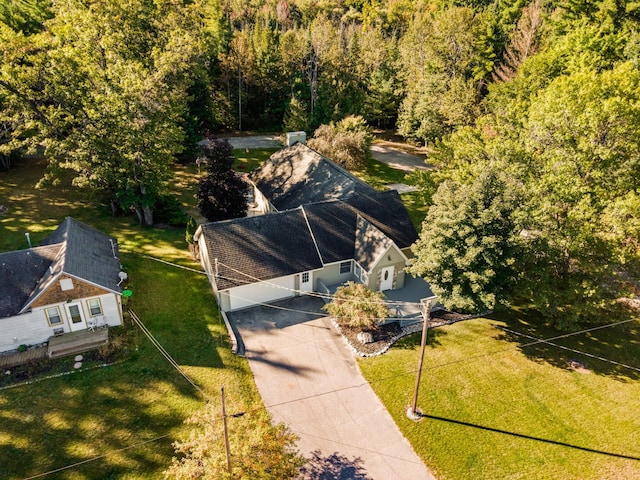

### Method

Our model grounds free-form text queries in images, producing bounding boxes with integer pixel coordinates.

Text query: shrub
[323,282,390,331]
[307,115,372,170]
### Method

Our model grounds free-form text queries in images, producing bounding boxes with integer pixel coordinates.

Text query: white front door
[65,303,86,332]
[300,271,313,293]
[380,266,394,291]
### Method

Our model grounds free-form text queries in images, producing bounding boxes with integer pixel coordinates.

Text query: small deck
[47,329,109,359]
[0,347,48,369]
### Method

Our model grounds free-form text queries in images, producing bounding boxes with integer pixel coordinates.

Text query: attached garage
[228,276,295,311]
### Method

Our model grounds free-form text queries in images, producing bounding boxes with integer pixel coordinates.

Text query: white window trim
[45,306,63,326]
[86,298,103,317]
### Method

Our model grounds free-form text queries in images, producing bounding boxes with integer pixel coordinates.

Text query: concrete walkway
[229,297,435,480]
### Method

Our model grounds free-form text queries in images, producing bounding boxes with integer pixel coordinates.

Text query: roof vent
[117,271,128,286]
[25,232,32,248]
[109,239,118,258]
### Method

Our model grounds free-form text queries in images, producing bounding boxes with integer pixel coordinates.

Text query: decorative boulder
[357,331,374,344]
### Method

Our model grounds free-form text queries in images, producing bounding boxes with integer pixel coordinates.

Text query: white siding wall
[227,275,295,311]
[0,293,121,353]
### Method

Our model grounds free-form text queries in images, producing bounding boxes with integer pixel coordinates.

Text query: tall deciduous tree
[197,139,248,222]
[409,169,520,313]
[0,0,203,225]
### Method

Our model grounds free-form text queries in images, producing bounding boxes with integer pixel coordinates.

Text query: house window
[361,271,368,283]
[301,272,310,283]
[354,264,361,279]
[45,307,62,326]
[339,261,351,275]
[87,298,103,316]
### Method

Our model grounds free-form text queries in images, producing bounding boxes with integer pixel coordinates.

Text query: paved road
[228,297,435,480]
[218,134,430,173]
[222,134,282,149]
[370,144,430,172]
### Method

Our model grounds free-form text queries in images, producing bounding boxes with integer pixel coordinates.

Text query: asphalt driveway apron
[228,296,435,480]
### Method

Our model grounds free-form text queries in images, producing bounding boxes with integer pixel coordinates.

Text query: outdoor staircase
[47,329,109,359]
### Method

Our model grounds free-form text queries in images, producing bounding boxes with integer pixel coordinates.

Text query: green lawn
[359,312,640,479]
[0,159,262,479]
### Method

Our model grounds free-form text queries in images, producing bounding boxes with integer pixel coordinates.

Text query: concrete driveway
[228,297,434,480]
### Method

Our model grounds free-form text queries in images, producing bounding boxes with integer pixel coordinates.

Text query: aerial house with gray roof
[195,143,420,313]
[0,217,124,353]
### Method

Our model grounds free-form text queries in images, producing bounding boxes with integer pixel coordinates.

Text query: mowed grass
[0,159,261,479]
[359,313,640,480]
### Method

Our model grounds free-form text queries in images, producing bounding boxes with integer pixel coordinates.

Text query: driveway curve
[228,297,435,480]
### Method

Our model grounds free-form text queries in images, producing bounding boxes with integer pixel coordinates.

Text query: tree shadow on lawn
[391,327,448,350]
[0,359,199,479]
[490,308,640,381]
[299,450,373,480]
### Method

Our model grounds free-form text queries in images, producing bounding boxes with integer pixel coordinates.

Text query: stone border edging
[333,310,492,358]
[0,360,125,391]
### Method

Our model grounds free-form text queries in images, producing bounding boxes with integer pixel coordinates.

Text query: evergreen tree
[197,139,248,222]
[409,169,520,313]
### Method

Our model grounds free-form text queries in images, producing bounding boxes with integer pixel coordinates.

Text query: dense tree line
[2,0,640,328]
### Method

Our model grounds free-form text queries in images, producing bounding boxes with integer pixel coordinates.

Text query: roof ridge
[299,143,378,195]
[300,206,325,265]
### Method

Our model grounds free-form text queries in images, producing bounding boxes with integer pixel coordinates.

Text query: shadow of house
[194,143,432,318]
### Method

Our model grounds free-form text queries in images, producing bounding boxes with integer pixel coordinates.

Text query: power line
[213,281,416,322]
[214,259,424,307]
[129,310,209,399]
[21,433,173,479]
[22,315,639,478]
[498,325,640,374]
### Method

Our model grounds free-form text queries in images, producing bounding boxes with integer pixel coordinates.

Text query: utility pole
[221,386,232,474]
[408,298,433,419]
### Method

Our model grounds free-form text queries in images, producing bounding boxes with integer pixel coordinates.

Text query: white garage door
[229,276,295,311]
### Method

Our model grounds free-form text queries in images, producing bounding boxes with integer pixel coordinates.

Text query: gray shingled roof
[249,143,418,249]
[0,246,61,317]
[303,202,358,264]
[0,217,122,317]
[354,215,395,272]
[250,143,362,210]
[344,189,418,249]
[200,210,324,290]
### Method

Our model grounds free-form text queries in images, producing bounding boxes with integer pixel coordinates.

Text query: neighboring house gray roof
[0,217,122,317]
[200,210,324,290]
[0,246,61,317]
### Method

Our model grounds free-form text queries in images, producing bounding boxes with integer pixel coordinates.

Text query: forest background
[1,0,640,330]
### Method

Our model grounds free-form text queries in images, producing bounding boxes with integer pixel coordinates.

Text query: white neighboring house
[0,217,124,353]
[194,143,419,313]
